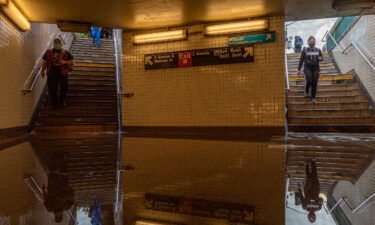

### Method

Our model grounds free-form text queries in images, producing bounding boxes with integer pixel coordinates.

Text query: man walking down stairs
[35,37,118,133]
[287,52,375,133]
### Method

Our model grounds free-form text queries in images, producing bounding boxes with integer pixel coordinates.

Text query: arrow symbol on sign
[266,33,272,40]
[243,47,254,58]
[145,56,153,65]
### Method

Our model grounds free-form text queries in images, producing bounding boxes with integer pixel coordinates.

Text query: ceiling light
[0,0,30,31]
[332,0,375,11]
[135,220,176,225]
[205,19,268,36]
[133,30,187,44]
[0,0,8,5]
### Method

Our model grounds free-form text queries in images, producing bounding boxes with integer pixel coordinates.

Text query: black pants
[47,73,68,107]
[304,161,320,200]
[304,66,320,98]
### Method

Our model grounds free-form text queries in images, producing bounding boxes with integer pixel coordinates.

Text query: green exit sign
[229,32,276,46]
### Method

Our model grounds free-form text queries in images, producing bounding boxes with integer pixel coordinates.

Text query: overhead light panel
[0,0,30,31]
[332,0,375,11]
[135,220,176,225]
[205,19,268,36]
[0,0,8,5]
[133,30,187,44]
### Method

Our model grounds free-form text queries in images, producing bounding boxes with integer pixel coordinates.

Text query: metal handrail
[22,32,74,94]
[328,193,375,215]
[113,28,124,225]
[23,174,78,224]
[322,30,375,72]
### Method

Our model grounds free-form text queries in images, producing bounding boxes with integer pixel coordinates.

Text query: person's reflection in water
[296,160,323,223]
[42,154,74,223]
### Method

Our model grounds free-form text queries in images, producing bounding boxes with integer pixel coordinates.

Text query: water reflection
[1,132,374,224]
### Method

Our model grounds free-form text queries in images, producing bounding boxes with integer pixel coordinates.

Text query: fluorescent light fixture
[135,220,176,225]
[332,0,375,11]
[0,0,8,6]
[0,0,30,31]
[133,30,187,44]
[205,19,268,36]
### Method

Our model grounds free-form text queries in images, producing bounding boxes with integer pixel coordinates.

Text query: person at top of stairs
[41,38,74,109]
[297,36,323,104]
[91,27,102,46]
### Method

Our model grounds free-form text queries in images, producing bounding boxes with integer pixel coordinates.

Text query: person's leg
[92,30,97,44]
[304,67,313,98]
[59,75,69,107]
[47,73,59,108]
[311,68,320,99]
[95,30,101,46]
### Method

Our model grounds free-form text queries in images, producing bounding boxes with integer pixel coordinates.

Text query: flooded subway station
[1,0,375,225]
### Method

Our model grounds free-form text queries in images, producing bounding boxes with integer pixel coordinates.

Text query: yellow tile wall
[0,12,59,129]
[122,137,285,225]
[122,16,286,127]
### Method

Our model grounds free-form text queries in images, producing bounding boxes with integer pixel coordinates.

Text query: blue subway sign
[229,32,276,46]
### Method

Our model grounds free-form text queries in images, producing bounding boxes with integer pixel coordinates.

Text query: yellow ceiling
[14,0,284,29]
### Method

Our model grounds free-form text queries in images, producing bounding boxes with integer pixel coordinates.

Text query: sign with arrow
[144,46,254,70]
[145,193,255,224]
[229,32,276,46]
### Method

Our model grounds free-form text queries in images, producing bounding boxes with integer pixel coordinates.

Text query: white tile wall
[331,15,375,103]
[122,16,286,127]
[0,12,59,129]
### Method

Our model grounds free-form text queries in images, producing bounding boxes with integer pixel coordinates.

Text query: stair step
[288,108,374,116]
[289,74,354,81]
[74,62,115,68]
[288,173,354,182]
[288,161,362,169]
[289,83,360,90]
[288,89,362,96]
[35,123,117,133]
[68,89,116,95]
[288,124,375,133]
[290,79,354,85]
[64,95,117,101]
[73,66,115,72]
[40,107,116,116]
[287,101,370,110]
[288,95,367,103]
[286,145,374,154]
[72,52,115,57]
[75,59,115,64]
[287,150,370,159]
[69,73,115,79]
[68,78,115,85]
[37,115,117,124]
[44,101,117,108]
[69,83,116,90]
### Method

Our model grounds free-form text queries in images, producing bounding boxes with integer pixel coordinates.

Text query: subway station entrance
[1,0,375,225]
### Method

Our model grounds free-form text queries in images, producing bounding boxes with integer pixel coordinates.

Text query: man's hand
[41,70,46,78]
[59,60,66,65]
[297,183,301,188]
[318,56,323,62]
[297,70,302,76]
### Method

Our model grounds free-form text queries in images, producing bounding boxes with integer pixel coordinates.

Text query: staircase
[35,37,118,133]
[271,134,375,193]
[30,133,118,207]
[287,52,375,133]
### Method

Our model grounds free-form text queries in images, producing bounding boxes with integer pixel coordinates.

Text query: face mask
[53,43,62,50]
[309,43,315,48]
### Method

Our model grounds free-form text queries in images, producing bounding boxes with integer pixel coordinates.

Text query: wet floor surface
[0,132,374,225]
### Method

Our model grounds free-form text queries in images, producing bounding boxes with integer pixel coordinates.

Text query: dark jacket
[298,47,323,70]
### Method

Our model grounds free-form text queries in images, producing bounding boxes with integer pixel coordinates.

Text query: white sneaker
[311,98,317,104]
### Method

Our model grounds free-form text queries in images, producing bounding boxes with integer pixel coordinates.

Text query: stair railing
[23,174,78,224]
[328,193,375,215]
[112,28,124,225]
[322,30,375,72]
[22,32,75,94]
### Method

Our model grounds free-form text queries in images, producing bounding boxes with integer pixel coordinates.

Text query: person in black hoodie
[297,36,323,103]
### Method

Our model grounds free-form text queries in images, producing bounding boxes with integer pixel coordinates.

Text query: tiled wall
[332,160,375,225]
[122,16,285,127]
[0,12,59,129]
[331,15,375,102]
[122,137,285,225]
